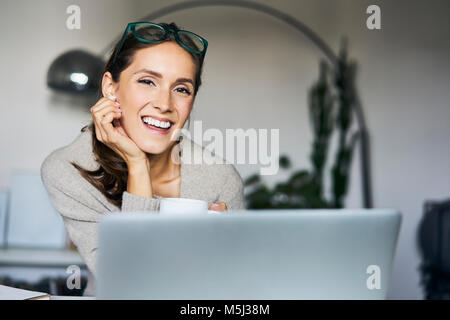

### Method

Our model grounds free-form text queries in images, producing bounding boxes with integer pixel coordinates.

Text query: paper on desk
[0,285,50,300]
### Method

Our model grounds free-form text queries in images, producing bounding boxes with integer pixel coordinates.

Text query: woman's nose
[154,92,172,112]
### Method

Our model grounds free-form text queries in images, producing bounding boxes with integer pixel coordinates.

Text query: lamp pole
[106,0,373,208]
[59,0,373,208]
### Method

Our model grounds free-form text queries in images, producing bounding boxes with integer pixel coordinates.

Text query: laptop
[96,209,401,299]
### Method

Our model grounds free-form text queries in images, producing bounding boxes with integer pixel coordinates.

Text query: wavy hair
[72,22,205,207]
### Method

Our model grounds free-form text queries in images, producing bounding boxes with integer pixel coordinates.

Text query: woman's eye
[138,79,190,95]
[176,87,191,95]
[138,79,155,86]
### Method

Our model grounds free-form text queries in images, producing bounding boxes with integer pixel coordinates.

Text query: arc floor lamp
[47,0,373,208]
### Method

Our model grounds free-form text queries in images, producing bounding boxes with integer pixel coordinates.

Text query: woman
[41,22,245,296]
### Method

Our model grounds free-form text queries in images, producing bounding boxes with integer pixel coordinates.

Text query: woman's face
[104,41,196,155]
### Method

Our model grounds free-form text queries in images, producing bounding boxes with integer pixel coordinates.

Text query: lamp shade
[47,49,104,95]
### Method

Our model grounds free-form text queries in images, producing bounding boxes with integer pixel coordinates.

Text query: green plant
[244,42,359,209]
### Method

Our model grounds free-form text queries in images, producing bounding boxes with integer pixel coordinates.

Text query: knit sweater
[40,124,245,296]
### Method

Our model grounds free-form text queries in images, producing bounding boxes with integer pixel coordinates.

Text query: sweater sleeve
[122,191,160,212]
[217,164,246,211]
[40,153,160,280]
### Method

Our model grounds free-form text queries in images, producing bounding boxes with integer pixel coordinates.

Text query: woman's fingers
[92,104,121,142]
[89,96,147,165]
[90,97,115,116]
[91,98,114,141]
[91,98,120,126]
[100,110,122,143]
[209,201,227,211]
[92,103,120,122]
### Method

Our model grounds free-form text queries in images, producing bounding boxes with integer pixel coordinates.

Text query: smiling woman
[40,22,244,297]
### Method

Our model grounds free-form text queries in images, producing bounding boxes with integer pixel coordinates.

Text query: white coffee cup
[160,197,216,215]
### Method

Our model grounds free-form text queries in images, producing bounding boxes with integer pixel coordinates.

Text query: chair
[418,199,450,299]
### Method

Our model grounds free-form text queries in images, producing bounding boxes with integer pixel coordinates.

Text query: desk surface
[50,295,96,300]
[0,247,85,267]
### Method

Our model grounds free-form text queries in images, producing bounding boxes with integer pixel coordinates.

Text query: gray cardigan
[40,124,245,296]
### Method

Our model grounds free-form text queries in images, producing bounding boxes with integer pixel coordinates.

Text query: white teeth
[142,117,171,129]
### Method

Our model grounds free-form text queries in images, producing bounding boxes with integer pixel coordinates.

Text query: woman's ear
[101,72,116,98]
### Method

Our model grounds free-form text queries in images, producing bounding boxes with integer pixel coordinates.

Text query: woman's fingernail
[108,95,116,99]
[115,102,120,106]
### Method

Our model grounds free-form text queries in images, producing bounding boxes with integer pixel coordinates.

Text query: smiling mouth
[141,116,174,133]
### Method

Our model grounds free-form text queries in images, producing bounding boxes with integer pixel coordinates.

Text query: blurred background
[0,0,449,299]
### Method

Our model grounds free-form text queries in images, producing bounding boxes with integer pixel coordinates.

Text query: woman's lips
[141,119,173,135]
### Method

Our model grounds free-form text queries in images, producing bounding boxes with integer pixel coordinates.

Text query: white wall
[1,0,449,299]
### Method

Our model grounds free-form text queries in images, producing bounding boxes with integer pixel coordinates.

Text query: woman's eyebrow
[133,68,194,86]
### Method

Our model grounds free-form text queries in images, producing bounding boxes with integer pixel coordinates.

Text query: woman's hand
[90,96,147,167]
[209,201,227,211]
[91,95,153,199]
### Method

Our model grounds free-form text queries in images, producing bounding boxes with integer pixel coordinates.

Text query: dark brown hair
[72,22,205,207]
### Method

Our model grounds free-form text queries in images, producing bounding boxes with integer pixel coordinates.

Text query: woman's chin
[137,141,170,155]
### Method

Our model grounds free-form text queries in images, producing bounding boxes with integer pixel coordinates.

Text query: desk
[50,295,96,300]
[0,247,87,295]
[0,247,85,267]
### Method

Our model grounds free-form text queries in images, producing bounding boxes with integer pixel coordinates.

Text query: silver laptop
[96,209,401,299]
